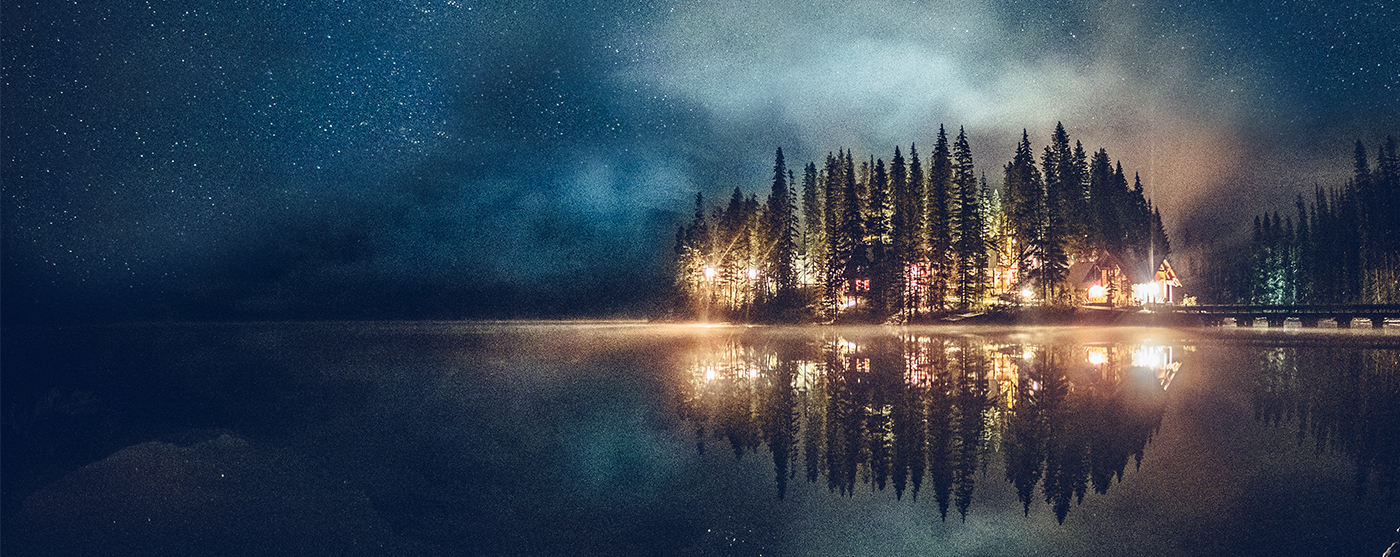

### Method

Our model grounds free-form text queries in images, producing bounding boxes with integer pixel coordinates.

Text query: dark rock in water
[9,434,400,557]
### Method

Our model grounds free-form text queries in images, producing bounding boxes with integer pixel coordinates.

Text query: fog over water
[3,321,1397,556]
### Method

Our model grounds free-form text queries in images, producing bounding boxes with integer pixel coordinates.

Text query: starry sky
[3,0,1397,321]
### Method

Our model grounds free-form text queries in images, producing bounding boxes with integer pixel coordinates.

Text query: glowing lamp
[746,268,759,280]
[1087,284,1107,300]
[1087,347,1108,366]
[703,266,717,280]
[1020,288,1033,299]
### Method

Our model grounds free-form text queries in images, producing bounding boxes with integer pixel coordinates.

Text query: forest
[666,123,1170,323]
[1199,137,1400,305]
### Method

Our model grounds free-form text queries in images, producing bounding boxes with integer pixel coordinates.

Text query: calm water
[3,321,1397,556]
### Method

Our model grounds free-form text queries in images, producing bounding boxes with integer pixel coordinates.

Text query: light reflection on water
[1,322,1397,556]
[677,330,1183,522]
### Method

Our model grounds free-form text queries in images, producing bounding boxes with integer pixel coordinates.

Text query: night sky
[4,0,1397,321]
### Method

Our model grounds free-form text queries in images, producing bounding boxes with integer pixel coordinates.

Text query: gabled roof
[1069,251,1140,287]
[1155,259,1181,286]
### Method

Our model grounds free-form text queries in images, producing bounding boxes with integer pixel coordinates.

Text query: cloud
[606,0,1296,241]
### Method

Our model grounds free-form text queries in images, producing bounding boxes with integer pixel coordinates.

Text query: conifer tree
[1294,194,1311,302]
[953,128,985,308]
[1035,125,1074,304]
[1087,149,1120,254]
[1063,138,1092,254]
[823,152,847,315]
[765,148,798,297]
[926,126,955,311]
[869,158,894,316]
[1370,136,1400,302]
[906,144,927,316]
[801,161,824,286]
[1001,130,1043,290]
[829,150,867,312]
[889,146,915,317]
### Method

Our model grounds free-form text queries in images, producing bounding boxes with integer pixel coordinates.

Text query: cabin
[1069,253,1182,307]
[1070,252,1139,307]
[1136,260,1181,304]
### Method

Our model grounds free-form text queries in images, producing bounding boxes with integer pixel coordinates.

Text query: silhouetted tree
[926,127,955,312]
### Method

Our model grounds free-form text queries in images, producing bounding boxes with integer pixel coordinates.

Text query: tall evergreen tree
[869,158,895,316]
[953,128,986,308]
[801,161,824,286]
[1035,125,1074,304]
[1087,149,1120,254]
[906,143,927,316]
[926,126,955,311]
[1001,130,1043,291]
[1063,138,1092,254]
[1122,170,1153,269]
[1370,136,1400,302]
[1312,185,1337,302]
[823,151,847,315]
[833,150,866,311]
[765,148,798,297]
[889,146,918,318]
[1294,193,1311,302]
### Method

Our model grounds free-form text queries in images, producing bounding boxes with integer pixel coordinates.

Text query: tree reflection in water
[1252,345,1400,502]
[676,331,1177,523]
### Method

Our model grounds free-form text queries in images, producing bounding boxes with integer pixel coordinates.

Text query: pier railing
[1165,304,1400,328]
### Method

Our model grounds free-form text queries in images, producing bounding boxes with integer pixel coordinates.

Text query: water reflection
[677,332,1180,523]
[1251,345,1400,501]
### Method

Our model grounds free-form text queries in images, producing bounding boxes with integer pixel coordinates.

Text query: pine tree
[1371,136,1400,302]
[1088,149,1120,254]
[889,146,916,318]
[1001,130,1043,292]
[801,162,824,287]
[953,128,985,308]
[765,148,798,298]
[823,151,847,316]
[926,126,955,311]
[1294,193,1311,302]
[831,150,866,312]
[1123,170,1153,268]
[906,143,927,316]
[673,192,711,316]
[1036,124,1074,305]
[869,157,894,317]
[1063,138,1092,254]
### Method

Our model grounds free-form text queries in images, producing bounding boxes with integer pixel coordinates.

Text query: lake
[3,321,1397,556]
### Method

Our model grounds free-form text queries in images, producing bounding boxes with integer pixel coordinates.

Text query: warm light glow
[1132,345,1180,390]
[1020,287,1033,299]
[1132,345,1162,368]
[1133,281,1166,304]
[703,265,717,280]
[1087,284,1107,300]
[746,267,759,280]
[704,366,716,382]
[1022,349,1035,360]
[1087,347,1108,366]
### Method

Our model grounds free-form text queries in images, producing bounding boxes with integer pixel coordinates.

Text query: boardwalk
[1169,304,1400,328]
